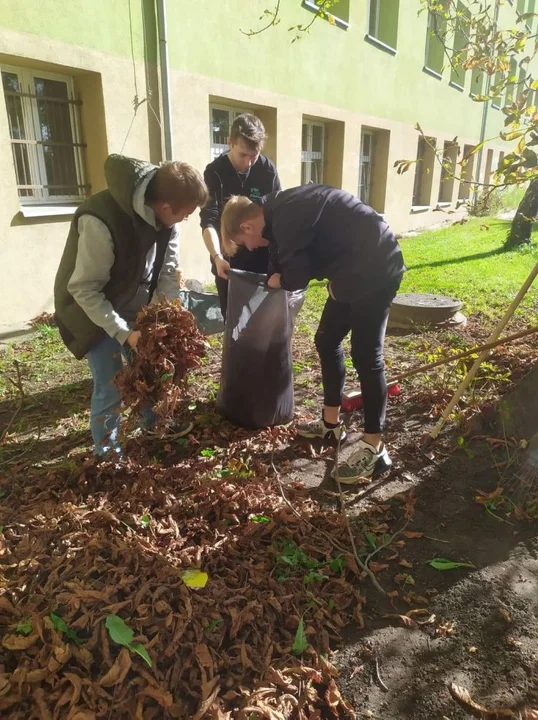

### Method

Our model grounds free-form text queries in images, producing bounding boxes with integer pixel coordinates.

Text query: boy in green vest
[54,154,208,457]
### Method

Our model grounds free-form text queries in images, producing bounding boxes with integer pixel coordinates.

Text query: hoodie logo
[249,187,262,201]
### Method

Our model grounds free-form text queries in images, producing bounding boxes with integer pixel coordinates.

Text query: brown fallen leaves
[116,299,207,421]
[0,447,362,718]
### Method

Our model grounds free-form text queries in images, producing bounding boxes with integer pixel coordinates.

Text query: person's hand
[127,330,141,350]
[267,273,282,289]
[214,255,230,279]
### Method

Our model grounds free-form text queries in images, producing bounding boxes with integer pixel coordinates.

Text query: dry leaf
[448,682,527,718]
[100,648,131,687]
[382,614,419,630]
[399,559,413,568]
[403,531,424,539]
[2,633,39,650]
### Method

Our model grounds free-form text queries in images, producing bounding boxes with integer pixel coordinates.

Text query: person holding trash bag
[200,113,281,321]
[220,184,405,485]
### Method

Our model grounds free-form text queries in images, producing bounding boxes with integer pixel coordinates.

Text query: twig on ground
[270,443,387,595]
[1,360,26,444]
[374,656,389,692]
[333,437,387,595]
[364,520,410,566]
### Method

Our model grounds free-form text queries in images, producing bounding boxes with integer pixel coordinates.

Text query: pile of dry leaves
[116,300,207,423]
[0,431,365,719]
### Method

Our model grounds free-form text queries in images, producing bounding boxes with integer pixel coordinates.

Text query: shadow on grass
[406,245,506,271]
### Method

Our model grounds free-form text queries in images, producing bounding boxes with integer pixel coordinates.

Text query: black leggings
[314,282,400,434]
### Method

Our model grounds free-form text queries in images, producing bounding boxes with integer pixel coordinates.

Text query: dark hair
[145,161,208,211]
[229,113,267,152]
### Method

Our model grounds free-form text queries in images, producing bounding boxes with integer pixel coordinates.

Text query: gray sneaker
[146,420,194,440]
[297,417,347,445]
[332,439,391,484]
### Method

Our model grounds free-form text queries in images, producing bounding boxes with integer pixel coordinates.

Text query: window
[450,3,470,89]
[358,127,390,212]
[483,148,494,186]
[209,104,253,161]
[1,65,87,204]
[368,0,400,51]
[517,63,527,102]
[424,3,447,76]
[527,0,535,31]
[491,70,504,109]
[438,141,458,203]
[412,136,436,207]
[301,121,325,184]
[458,144,475,200]
[505,57,518,106]
[471,68,484,97]
[303,0,350,28]
[359,130,375,204]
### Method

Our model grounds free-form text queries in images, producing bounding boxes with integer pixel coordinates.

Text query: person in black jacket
[220,185,406,485]
[200,113,281,320]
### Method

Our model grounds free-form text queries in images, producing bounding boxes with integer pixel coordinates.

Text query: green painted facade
[0,0,529,141]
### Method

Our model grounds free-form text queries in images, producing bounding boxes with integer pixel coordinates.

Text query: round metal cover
[389,293,464,329]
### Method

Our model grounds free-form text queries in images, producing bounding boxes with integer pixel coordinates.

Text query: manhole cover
[389,293,465,330]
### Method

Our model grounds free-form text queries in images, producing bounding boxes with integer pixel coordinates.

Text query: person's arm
[200,167,230,279]
[272,215,313,291]
[67,215,136,347]
[154,224,180,300]
[272,169,282,193]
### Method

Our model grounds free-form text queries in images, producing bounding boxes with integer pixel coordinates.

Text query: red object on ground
[342,383,402,412]
[341,392,363,412]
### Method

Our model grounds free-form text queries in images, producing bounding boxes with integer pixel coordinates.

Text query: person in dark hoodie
[200,113,281,320]
[54,154,208,457]
[220,184,405,484]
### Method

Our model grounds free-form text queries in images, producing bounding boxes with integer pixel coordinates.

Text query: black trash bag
[177,289,224,336]
[218,269,305,429]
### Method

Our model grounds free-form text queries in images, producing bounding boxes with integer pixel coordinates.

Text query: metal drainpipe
[473,0,501,195]
[156,0,173,161]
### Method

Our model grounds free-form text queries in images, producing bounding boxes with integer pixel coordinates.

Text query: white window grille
[209,104,253,162]
[1,65,88,204]
[301,121,325,184]
[358,130,375,204]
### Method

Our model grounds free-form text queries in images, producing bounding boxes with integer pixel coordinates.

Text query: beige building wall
[0,27,506,328]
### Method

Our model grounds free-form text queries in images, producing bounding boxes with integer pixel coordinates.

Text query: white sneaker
[332,439,391,484]
[297,417,347,445]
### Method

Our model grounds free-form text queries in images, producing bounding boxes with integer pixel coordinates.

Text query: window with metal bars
[301,121,325,184]
[358,130,375,205]
[209,104,254,162]
[1,65,88,204]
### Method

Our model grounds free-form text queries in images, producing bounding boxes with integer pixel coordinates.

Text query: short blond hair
[220,195,261,256]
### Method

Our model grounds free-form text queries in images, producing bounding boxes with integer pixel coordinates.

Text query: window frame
[358,129,375,205]
[302,0,350,30]
[301,120,325,185]
[424,4,447,78]
[366,0,399,55]
[1,63,87,205]
[208,103,254,162]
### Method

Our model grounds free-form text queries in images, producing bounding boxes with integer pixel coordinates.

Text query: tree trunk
[505,178,538,248]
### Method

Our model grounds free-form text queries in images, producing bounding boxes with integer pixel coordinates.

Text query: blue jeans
[86,336,156,456]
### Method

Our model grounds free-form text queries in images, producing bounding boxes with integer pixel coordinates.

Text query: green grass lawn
[301,217,538,326]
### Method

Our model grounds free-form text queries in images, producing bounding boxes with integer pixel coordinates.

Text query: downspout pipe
[474,0,501,194]
[156,0,173,161]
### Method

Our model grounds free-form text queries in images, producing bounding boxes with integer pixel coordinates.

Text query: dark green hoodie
[54,154,173,359]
